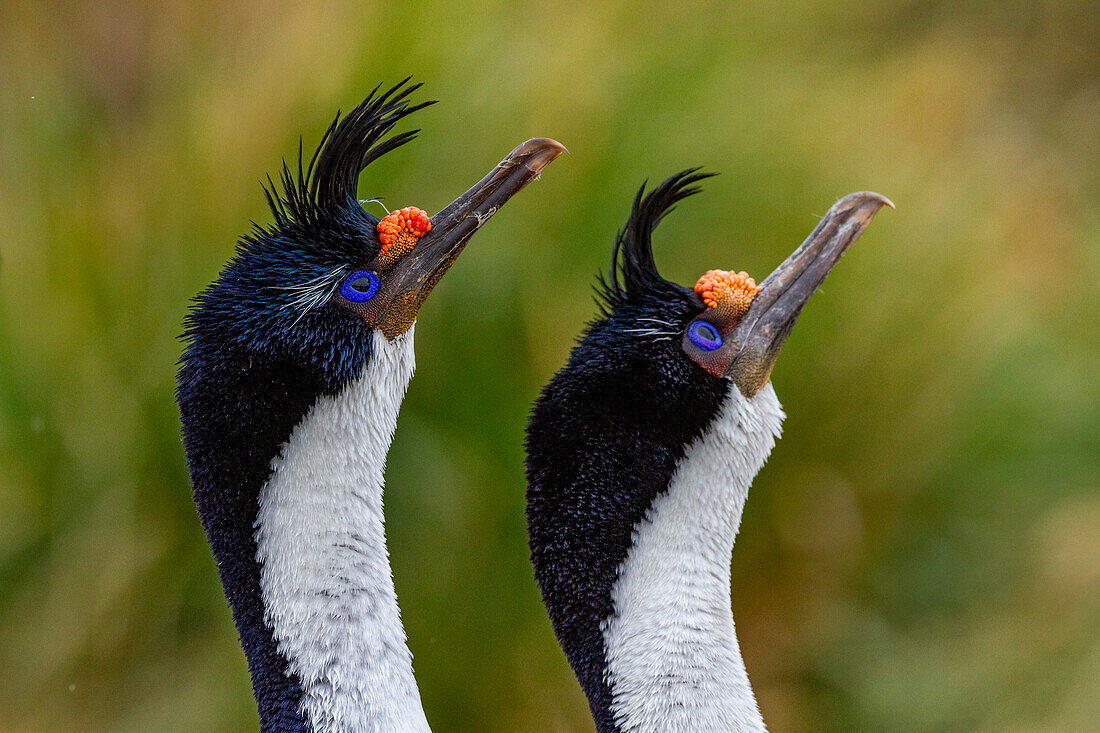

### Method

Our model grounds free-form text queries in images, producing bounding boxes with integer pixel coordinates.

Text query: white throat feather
[601,381,784,733]
[254,325,431,733]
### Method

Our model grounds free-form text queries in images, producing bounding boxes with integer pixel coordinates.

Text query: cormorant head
[185,80,565,372]
[572,170,894,415]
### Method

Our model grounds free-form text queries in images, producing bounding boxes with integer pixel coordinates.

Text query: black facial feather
[526,171,728,732]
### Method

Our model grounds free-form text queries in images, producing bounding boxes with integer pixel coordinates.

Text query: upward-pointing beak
[372,138,567,338]
[726,191,894,398]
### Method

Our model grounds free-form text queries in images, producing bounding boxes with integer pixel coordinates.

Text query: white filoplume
[602,381,784,733]
[255,325,432,733]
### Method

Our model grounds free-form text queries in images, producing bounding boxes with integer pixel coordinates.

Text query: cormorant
[177,80,564,732]
[525,172,891,732]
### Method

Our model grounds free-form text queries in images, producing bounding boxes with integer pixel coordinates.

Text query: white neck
[254,325,432,733]
[601,382,784,733]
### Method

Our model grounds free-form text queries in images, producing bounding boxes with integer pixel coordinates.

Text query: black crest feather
[262,78,436,231]
[596,169,716,313]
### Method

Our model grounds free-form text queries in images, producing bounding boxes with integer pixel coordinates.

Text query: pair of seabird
[178,80,891,732]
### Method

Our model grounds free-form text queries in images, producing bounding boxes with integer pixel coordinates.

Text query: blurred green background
[2,1,1098,730]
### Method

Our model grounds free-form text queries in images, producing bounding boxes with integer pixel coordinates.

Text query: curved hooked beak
[373,138,567,338]
[726,192,894,398]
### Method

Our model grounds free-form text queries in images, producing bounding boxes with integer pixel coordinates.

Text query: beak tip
[507,137,568,174]
[827,191,895,226]
[843,190,895,211]
[528,137,569,155]
[875,192,897,210]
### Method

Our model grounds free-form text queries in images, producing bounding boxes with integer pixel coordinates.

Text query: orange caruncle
[376,207,432,267]
[694,269,761,319]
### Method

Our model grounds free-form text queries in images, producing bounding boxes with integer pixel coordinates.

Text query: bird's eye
[341,270,380,303]
[687,320,723,351]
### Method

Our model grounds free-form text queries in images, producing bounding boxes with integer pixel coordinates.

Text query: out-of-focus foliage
[1,1,1097,730]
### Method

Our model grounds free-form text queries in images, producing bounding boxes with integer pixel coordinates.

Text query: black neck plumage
[524,325,726,732]
[177,327,370,730]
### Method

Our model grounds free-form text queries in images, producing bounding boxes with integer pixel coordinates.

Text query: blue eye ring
[687,320,723,351]
[341,270,380,303]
